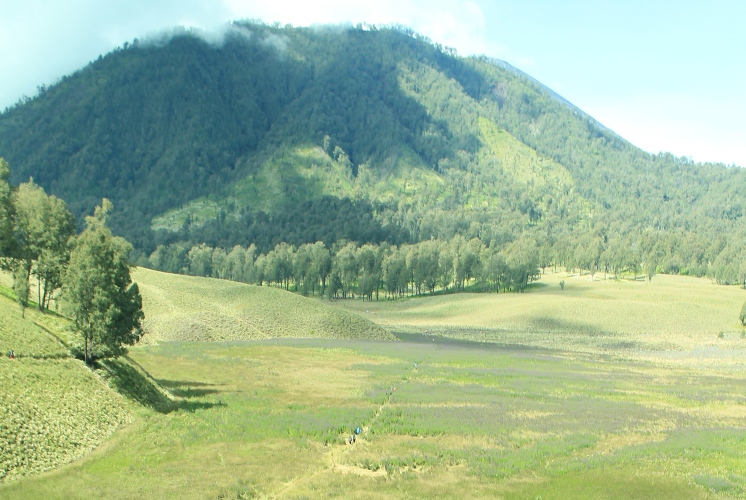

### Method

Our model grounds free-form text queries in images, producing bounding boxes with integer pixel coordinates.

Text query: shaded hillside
[1,22,744,270]
[0,292,132,482]
[133,267,393,341]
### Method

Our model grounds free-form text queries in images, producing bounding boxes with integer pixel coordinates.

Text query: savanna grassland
[2,270,745,498]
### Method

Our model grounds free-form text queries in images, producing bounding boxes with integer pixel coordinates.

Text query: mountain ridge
[487,58,619,139]
[0,21,743,279]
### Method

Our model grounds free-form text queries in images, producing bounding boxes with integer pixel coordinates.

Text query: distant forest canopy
[1,21,745,287]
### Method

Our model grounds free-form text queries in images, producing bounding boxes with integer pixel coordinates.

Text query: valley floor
[2,271,745,498]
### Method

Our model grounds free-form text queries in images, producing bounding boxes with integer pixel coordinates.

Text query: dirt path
[268,355,429,498]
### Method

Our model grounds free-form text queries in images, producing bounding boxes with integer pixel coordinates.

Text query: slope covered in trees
[1,22,744,284]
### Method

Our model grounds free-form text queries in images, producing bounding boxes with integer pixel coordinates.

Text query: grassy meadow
[1,270,745,498]
[336,271,746,364]
[133,267,393,342]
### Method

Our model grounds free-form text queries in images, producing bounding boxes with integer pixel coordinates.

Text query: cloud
[0,0,232,110]
[260,32,290,55]
[138,23,253,48]
[225,0,498,57]
[0,0,501,111]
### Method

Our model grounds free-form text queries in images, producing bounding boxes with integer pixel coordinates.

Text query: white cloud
[225,0,498,57]
[1,0,502,110]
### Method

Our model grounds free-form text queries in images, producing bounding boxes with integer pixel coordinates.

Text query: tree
[504,238,539,292]
[383,249,405,299]
[62,200,144,365]
[334,242,358,298]
[226,245,246,281]
[266,243,295,290]
[310,242,332,295]
[10,181,46,312]
[13,263,30,318]
[483,247,507,292]
[241,244,257,283]
[188,244,213,277]
[211,247,228,279]
[0,158,14,261]
[294,244,313,294]
[33,194,76,310]
[10,179,75,311]
[642,236,665,282]
[357,244,381,301]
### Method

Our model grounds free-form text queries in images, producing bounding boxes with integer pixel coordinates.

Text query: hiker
[8,350,14,359]
[352,434,356,444]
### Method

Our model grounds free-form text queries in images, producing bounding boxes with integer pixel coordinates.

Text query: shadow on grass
[155,378,223,398]
[525,315,615,336]
[99,358,175,413]
[392,331,558,355]
[100,358,227,414]
[155,379,222,398]
[156,379,220,388]
[178,400,227,412]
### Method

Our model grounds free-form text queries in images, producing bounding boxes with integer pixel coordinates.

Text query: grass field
[336,272,746,365]
[0,290,132,483]
[133,267,393,342]
[2,337,744,498]
[0,290,69,359]
[2,270,745,498]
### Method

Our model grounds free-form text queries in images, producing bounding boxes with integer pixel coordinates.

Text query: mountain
[488,58,616,137]
[0,22,744,277]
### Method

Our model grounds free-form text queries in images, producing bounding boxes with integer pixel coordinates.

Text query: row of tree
[148,226,727,302]
[0,159,143,364]
[148,236,541,299]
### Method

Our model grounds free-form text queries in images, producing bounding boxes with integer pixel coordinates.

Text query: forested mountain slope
[1,22,744,279]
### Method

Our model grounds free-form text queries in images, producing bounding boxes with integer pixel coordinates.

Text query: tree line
[146,220,746,302]
[147,236,540,299]
[0,159,143,364]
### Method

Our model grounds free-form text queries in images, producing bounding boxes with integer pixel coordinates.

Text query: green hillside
[0,292,132,483]
[133,267,394,341]
[1,22,744,275]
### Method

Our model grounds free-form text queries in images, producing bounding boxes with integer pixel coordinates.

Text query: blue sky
[1,0,743,166]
